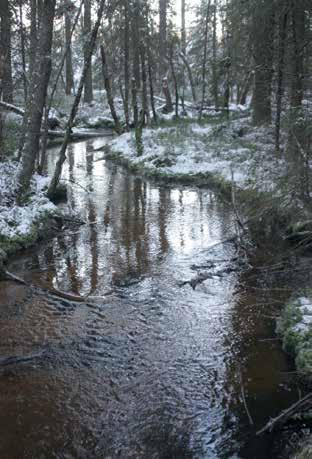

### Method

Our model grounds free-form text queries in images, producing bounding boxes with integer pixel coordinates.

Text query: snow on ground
[108,116,287,192]
[0,162,58,243]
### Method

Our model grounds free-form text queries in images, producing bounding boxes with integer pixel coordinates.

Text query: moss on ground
[277,294,312,377]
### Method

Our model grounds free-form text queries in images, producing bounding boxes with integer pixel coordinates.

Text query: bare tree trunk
[123,0,130,129]
[0,0,13,103]
[48,0,106,198]
[147,47,157,123]
[83,0,93,103]
[19,1,28,102]
[140,43,149,125]
[252,1,275,125]
[179,52,197,104]
[100,44,122,134]
[132,78,143,157]
[29,0,38,78]
[16,0,56,200]
[169,46,179,118]
[275,7,288,154]
[162,77,173,113]
[212,0,219,111]
[65,10,75,95]
[131,0,141,89]
[159,0,167,78]
[199,0,211,118]
[239,71,253,106]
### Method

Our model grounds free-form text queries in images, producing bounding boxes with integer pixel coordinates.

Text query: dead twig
[239,369,254,426]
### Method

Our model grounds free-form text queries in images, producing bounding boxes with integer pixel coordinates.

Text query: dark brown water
[0,139,304,458]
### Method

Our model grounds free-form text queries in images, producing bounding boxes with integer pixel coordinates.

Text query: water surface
[0,139,302,458]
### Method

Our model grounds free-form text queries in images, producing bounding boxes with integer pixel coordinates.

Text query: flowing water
[0,138,306,458]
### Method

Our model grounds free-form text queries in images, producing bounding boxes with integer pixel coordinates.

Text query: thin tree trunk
[159,0,167,78]
[132,78,143,157]
[19,1,28,102]
[275,7,288,154]
[15,0,56,200]
[140,43,149,125]
[48,0,106,198]
[123,0,130,129]
[179,52,197,103]
[65,10,75,95]
[0,0,13,103]
[83,0,93,103]
[212,0,218,111]
[169,46,179,118]
[100,44,122,134]
[252,2,275,125]
[131,0,141,89]
[199,0,211,119]
[162,77,173,113]
[147,47,157,123]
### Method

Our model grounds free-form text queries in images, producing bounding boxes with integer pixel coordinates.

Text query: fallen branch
[239,369,254,426]
[0,100,24,116]
[0,351,46,368]
[4,270,113,304]
[256,392,312,436]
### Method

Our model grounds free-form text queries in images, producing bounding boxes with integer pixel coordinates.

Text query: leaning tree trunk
[100,44,122,134]
[48,0,106,199]
[15,0,56,201]
[83,0,93,103]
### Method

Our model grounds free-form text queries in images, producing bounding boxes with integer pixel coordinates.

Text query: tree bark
[123,0,130,129]
[252,1,275,126]
[65,9,75,95]
[275,7,288,154]
[159,0,167,77]
[0,0,13,103]
[83,0,93,103]
[16,0,57,200]
[140,43,150,125]
[162,77,173,113]
[179,52,197,103]
[199,0,211,118]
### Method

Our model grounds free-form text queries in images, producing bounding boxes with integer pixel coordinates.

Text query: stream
[0,137,307,458]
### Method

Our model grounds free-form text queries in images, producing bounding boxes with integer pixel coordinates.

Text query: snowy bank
[0,161,61,258]
[106,116,286,193]
[277,294,312,377]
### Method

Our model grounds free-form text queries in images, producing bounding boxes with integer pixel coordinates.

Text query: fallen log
[0,101,114,140]
[256,392,312,436]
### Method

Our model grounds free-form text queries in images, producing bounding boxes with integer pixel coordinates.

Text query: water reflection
[0,138,300,458]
